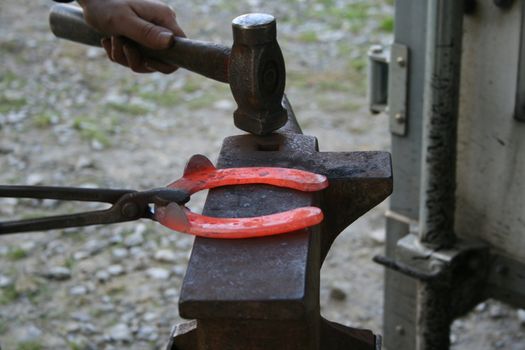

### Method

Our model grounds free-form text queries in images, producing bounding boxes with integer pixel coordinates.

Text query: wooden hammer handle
[49,4,231,83]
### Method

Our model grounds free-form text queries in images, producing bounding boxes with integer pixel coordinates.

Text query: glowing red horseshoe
[154,154,328,239]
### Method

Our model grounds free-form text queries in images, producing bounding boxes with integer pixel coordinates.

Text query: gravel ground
[1,0,524,349]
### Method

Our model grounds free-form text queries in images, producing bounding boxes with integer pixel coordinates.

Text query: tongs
[0,155,328,239]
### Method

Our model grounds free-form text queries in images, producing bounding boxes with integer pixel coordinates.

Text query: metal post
[417,1,465,349]
[419,0,464,248]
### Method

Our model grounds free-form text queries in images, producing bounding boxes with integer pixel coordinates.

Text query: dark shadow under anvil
[168,105,392,350]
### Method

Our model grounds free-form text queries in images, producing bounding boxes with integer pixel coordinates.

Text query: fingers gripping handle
[49,4,230,83]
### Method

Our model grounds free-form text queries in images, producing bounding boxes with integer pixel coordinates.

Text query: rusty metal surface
[175,96,392,348]
[180,133,392,319]
[230,14,287,134]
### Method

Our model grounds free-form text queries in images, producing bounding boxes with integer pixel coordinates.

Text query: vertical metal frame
[515,0,525,121]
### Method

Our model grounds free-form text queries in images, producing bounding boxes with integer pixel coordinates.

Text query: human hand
[79,0,185,73]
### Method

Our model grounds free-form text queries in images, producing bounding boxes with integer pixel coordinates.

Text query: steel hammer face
[229,14,288,135]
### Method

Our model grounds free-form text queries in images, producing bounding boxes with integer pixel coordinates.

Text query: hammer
[49,4,287,135]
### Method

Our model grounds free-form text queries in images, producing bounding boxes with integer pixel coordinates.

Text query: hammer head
[229,14,287,135]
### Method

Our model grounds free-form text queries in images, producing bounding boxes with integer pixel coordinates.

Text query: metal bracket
[367,44,409,135]
[368,45,390,114]
[388,44,409,136]
[375,231,490,315]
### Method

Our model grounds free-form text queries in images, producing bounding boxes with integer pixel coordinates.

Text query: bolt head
[394,112,405,123]
[396,56,406,67]
[121,202,139,219]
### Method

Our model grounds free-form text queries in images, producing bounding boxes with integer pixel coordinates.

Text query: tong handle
[0,185,133,203]
[0,210,129,235]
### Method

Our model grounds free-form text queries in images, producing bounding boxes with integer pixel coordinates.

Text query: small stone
[120,311,136,323]
[0,245,9,256]
[517,309,525,326]
[329,287,347,301]
[134,223,147,235]
[109,233,123,244]
[107,265,125,276]
[172,266,186,277]
[0,198,17,216]
[46,240,65,255]
[70,285,88,296]
[369,228,386,244]
[129,246,146,258]
[84,239,108,255]
[137,325,158,341]
[108,323,132,342]
[163,288,178,298]
[111,248,128,260]
[95,270,110,282]
[213,99,235,111]
[142,312,158,322]
[66,322,81,333]
[15,324,43,342]
[154,249,177,263]
[44,266,72,281]
[26,173,44,186]
[146,267,171,280]
[73,251,90,261]
[494,340,506,348]
[41,199,58,209]
[489,304,506,319]
[71,311,91,322]
[475,302,487,312]
[20,241,36,252]
[91,139,104,151]
[0,275,13,288]
[86,47,103,59]
[75,156,95,170]
[124,231,144,247]
[81,323,98,335]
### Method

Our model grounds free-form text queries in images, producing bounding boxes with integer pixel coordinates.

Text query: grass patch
[185,93,219,110]
[0,95,26,114]
[73,115,116,147]
[0,319,8,334]
[107,285,126,296]
[298,31,319,43]
[0,285,20,304]
[379,17,394,32]
[32,113,55,128]
[64,256,75,270]
[106,102,149,116]
[7,247,28,261]
[16,341,43,350]
[139,90,182,107]
[0,39,25,54]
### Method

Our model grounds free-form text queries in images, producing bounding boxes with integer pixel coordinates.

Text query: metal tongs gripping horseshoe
[0,155,328,238]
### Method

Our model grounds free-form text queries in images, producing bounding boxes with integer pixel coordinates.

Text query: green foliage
[298,31,319,43]
[73,115,116,147]
[379,17,394,32]
[32,113,54,128]
[16,341,43,350]
[139,90,182,107]
[106,102,149,116]
[7,247,28,261]
[0,95,26,114]
[0,319,8,334]
[0,285,20,305]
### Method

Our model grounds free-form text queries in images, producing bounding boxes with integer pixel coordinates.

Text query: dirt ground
[0,0,524,349]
